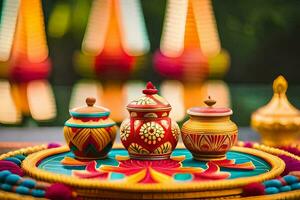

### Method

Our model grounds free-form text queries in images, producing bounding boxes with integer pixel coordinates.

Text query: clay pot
[64,97,117,160]
[182,97,238,161]
[120,82,180,160]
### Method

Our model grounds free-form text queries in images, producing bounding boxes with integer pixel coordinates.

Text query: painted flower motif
[153,142,172,154]
[65,157,255,184]
[72,161,109,179]
[131,96,156,105]
[171,123,180,141]
[139,122,165,144]
[128,143,149,154]
[120,119,130,141]
[100,158,204,184]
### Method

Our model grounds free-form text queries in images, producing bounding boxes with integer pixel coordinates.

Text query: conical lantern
[251,76,300,146]
[80,0,150,79]
[0,0,56,123]
[154,0,230,81]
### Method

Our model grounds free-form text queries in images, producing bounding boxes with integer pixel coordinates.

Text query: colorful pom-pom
[0,160,24,176]
[31,189,46,197]
[48,143,61,149]
[4,157,21,166]
[265,187,279,194]
[280,146,300,157]
[291,182,300,190]
[0,170,11,181]
[45,183,74,200]
[242,182,265,197]
[263,179,282,188]
[283,175,299,184]
[5,174,21,184]
[0,183,12,191]
[14,154,26,161]
[279,185,291,192]
[243,142,254,148]
[278,155,300,175]
[20,179,36,188]
[15,186,30,194]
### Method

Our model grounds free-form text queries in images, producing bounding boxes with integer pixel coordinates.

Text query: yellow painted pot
[182,97,238,161]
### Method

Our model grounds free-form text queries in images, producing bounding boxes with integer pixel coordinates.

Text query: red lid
[127,82,171,111]
[187,97,232,117]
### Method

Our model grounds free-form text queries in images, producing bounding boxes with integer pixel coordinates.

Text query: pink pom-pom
[45,183,74,200]
[47,143,61,149]
[0,160,24,176]
[242,182,265,197]
[243,141,254,148]
[279,155,300,175]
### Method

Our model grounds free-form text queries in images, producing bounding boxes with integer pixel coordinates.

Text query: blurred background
[1,0,300,129]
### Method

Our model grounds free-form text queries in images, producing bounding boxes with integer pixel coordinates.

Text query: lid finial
[86,97,96,107]
[204,96,216,107]
[273,75,287,95]
[143,81,158,95]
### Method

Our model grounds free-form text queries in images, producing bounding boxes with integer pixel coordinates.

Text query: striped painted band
[69,111,110,118]
[64,122,116,128]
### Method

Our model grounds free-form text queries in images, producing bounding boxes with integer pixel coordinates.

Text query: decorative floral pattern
[171,122,180,141]
[139,122,165,144]
[182,132,237,158]
[69,156,255,184]
[128,143,149,155]
[64,126,117,159]
[153,142,172,154]
[73,161,109,179]
[120,119,130,141]
[131,96,156,105]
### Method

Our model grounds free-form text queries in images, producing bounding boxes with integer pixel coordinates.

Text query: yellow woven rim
[0,190,47,200]
[22,145,285,193]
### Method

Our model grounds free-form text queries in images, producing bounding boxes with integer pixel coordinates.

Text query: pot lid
[252,76,300,121]
[127,82,171,111]
[69,97,110,118]
[187,96,233,117]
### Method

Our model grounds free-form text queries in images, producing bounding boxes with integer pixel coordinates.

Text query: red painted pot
[120,82,180,160]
